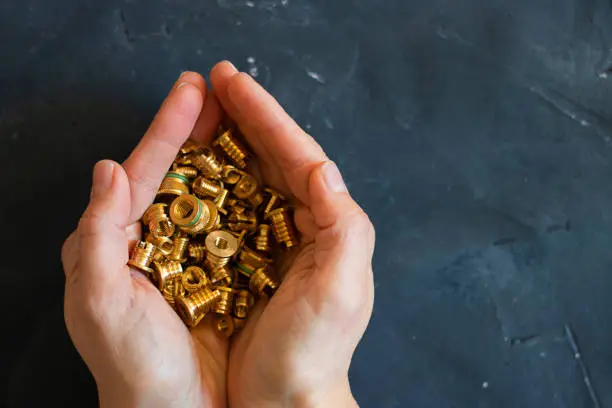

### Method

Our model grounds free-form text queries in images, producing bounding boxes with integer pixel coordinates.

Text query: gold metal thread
[157,172,190,199]
[191,148,223,179]
[263,188,285,214]
[234,290,251,318]
[188,243,206,262]
[213,129,250,169]
[233,174,258,199]
[214,287,234,315]
[266,207,298,249]
[168,234,190,262]
[128,241,155,273]
[239,247,271,267]
[174,166,199,179]
[215,314,235,336]
[228,211,258,233]
[169,195,215,235]
[153,260,183,290]
[176,289,221,327]
[254,224,272,253]
[210,265,233,286]
[145,234,174,257]
[250,266,278,297]
[193,177,223,198]
[182,266,210,292]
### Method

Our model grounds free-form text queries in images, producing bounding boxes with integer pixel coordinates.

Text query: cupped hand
[208,62,375,408]
[61,72,227,408]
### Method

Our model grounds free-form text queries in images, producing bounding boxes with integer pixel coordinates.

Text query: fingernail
[177,82,189,89]
[322,161,347,193]
[92,161,114,198]
[224,60,238,73]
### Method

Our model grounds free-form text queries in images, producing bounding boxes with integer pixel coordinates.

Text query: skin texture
[61,62,375,408]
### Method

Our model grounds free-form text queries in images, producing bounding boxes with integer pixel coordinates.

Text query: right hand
[209,62,376,407]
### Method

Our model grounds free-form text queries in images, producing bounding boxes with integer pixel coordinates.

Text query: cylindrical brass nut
[239,247,271,267]
[153,260,183,290]
[170,195,219,235]
[156,172,190,199]
[174,166,199,179]
[176,288,221,327]
[182,266,210,292]
[188,243,206,262]
[214,287,234,315]
[168,233,190,262]
[128,241,156,274]
[254,224,272,253]
[205,230,239,269]
[266,207,299,250]
[191,148,223,179]
[233,174,258,199]
[228,211,258,233]
[193,177,223,198]
[236,263,257,277]
[250,266,278,297]
[216,314,235,336]
[145,234,174,257]
[214,129,250,169]
[234,290,252,318]
[210,265,233,286]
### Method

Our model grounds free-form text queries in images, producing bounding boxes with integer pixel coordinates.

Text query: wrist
[293,378,358,408]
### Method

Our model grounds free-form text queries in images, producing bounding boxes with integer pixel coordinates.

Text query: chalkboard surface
[2,1,612,407]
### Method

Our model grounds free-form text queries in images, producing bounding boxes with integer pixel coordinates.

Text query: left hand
[61,71,227,408]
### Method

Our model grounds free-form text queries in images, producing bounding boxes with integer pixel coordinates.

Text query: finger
[210,62,327,203]
[190,89,224,146]
[305,161,375,314]
[123,72,205,222]
[77,161,132,291]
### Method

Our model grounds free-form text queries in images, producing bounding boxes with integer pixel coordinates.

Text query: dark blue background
[2,1,612,407]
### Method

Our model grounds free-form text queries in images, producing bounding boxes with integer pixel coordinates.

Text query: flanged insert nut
[254,224,272,253]
[168,233,190,262]
[250,266,278,297]
[182,266,210,292]
[193,176,223,198]
[156,172,190,199]
[229,211,258,233]
[188,243,206,262]
[128,241,156,274]
[143,203,175,238]
[176,288,221,327]
[169,194,218,235]
[214,287,235,315]
[215,314,235,336]
[205,230,239,269]
[234,290,252,319]
[233,173,258,199]
[266,207,298,250]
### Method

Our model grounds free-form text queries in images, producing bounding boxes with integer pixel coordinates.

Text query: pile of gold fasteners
[127,128,299,335]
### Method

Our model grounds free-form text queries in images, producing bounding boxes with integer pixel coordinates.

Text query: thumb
[307,161,375,314]
[75,160,131,292]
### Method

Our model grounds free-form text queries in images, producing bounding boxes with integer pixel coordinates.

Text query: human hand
[61,72,228,408]
[208,62,375,408]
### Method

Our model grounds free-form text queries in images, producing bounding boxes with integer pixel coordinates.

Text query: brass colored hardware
[188,243,206,262]
[182,266,209,292]
[152,260,183,290]
[228,211,258,233]
[254,224,272,253]
[221,165,242,184]
[157,172,191,199]
[215,314,235,336]
[239,246,272,267]
[179,139,200,155]
[213,129,250,169]
[250,266,278,297]
[233,317,246,332]
[214,287,234,315]
[205,230,239,269]
[210,265,233,286]
[127,241,156,274]
[234,290,252,319]
[193,177,224,198]
[264,188,285,214]
[247,191,264,209]
[168,232,189,262]
[236,262,257,277]
[192,147,223,179]
[233,173,258,199]
[145,234,174,257]
[174,166,199,179]
[143,204,175,238]
[266,207,298,250]
[169,195,219,234]
[176,288,221,327]
[214,189,230,213]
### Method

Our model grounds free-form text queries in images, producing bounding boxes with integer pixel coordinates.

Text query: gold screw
[174,166,199,179]
[156,172,191,200]
[228,211,258,233]
[191,147,223,179]
[233,173,258,199]
[214,287,235,315]
[266,207,298,250]
[210,265,233,286]
[128,241,156,274]
[234,290,252,319]
[176,288,221,327]
[188,242,206,263]
[254,224,272,253]
[192,177,224,198]
[263,188,285,214]
[182,266,210,292]
[169,195,219,235]
[152,260,183,290]
[250,266,278,297]
[168,232,190,262]
[215,314,235,336]
[213,128,250,169]
[179,139,200,155]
